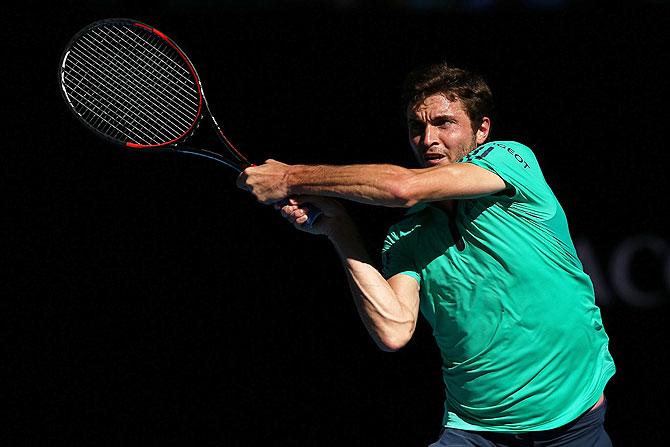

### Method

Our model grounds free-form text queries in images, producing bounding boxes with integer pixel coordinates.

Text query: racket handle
[278,199,322,228]
[303,205,323,228]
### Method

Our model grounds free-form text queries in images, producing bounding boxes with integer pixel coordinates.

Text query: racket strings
[65,44,192,144]
[75,29,195,138]
[104,26,198,114]
[66,52,179,144]
[86,25,197,136]
[62,23,201,146]
[90,25,198,119]
[96,28,196,120]
[65,43,176,142]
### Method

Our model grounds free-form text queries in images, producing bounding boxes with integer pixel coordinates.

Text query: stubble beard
[454,134,479,162]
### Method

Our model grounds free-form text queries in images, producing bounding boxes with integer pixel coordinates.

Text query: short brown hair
[401,62,494,132]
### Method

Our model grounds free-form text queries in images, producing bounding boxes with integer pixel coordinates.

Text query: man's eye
[409,123,423,134]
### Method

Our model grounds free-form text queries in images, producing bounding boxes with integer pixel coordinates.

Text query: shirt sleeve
[381,224,421,283]
[461,141,557,220]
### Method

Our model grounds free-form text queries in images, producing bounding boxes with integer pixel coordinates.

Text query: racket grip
[278,199,323,228]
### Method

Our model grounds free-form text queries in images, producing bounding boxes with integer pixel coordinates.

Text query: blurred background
[6,0,668,445]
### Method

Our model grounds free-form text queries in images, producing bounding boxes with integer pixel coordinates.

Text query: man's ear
[476,117,491,145]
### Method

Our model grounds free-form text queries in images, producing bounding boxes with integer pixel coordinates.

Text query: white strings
[62,23,200,146]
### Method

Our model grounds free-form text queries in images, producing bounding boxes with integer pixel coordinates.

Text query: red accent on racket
[59,18,320,226]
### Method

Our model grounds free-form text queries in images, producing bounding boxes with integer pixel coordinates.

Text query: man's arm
[238,159,506,207]
[280,197,420,351]
[330,221,420,352]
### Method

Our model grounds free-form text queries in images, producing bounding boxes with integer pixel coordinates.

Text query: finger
[280,205,298,218]
[296,206,312,217]
[292,195,338,216]
[275,198,299,209]
[294,214,309,225]
[291,208,306,219]
[287,208,305,225]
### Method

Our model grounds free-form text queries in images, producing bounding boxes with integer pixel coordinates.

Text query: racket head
[59,18,204,151]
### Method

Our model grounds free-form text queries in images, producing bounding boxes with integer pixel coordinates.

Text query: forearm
[239,159,505,205]
[285,162,506,207]
[286,163,417,207]
[328,222,417,351]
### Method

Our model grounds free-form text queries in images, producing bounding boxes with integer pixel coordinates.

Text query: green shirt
[381,141,615,432]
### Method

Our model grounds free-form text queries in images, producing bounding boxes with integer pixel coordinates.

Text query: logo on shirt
[495,143,530,169]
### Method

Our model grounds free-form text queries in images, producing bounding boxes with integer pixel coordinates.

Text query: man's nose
[422,125,438,147]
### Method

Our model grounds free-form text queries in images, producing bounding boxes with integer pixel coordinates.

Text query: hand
[236,159,290,204]
[276,196,352,237]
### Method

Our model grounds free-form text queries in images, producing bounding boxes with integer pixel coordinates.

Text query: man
[237,63,615,446]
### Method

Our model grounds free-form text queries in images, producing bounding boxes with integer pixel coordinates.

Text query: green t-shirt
[381,141,615,432]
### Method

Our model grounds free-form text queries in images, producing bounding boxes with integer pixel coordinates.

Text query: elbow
[387,172,421,208]
[376,332,412,352]
[378,343,402,353]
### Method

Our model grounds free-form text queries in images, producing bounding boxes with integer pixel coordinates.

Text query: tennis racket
[59,18,320,226]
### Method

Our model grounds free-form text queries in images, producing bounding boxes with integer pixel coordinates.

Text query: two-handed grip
[277,199,322,228]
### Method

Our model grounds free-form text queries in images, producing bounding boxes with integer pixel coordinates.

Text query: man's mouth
[424,153,446,166]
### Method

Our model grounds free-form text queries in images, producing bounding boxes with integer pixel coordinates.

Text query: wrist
[285,164,305,196]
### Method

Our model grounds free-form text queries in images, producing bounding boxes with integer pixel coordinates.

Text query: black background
[6,1,669,445]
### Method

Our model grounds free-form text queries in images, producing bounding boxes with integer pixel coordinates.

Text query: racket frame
[59,18,250,173]
[60,18,323,225]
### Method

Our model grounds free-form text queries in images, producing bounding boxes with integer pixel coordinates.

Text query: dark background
[6,1,668,445]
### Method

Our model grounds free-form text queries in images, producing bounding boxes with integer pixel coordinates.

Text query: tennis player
[237,63,615,446]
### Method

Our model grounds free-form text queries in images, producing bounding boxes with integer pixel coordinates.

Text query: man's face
[407,94,488,168]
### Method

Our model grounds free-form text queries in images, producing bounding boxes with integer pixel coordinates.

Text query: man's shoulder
[464,140,542,172]
[476,140,536,157]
